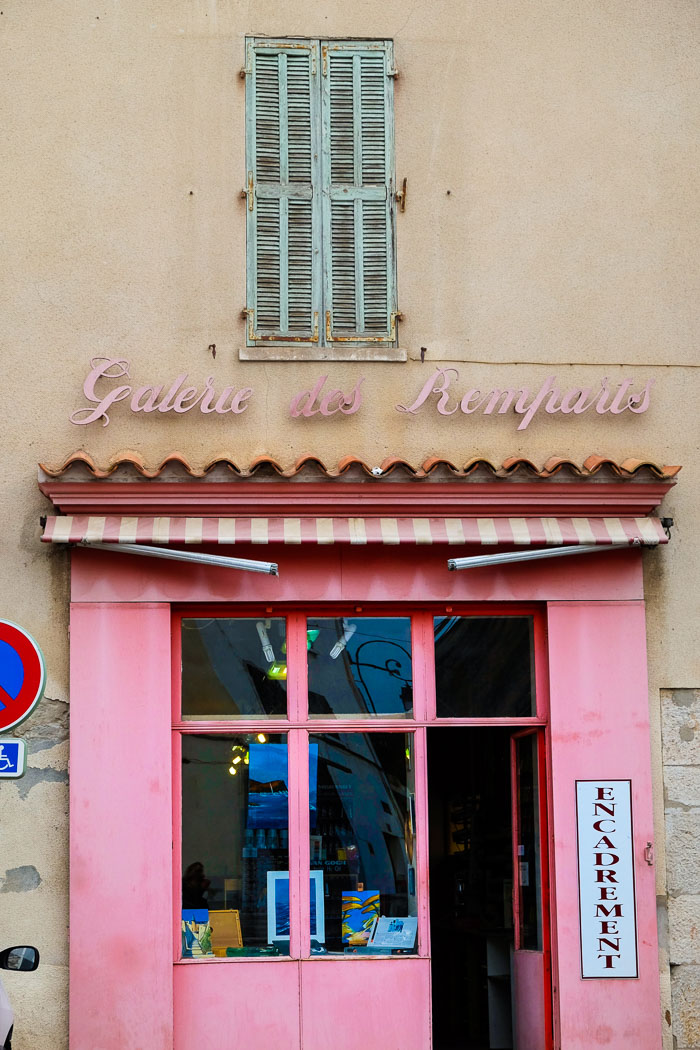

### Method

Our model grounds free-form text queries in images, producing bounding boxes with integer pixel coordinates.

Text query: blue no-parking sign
[0,738,27,778]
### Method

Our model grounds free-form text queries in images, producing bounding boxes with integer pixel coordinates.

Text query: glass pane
[514,733,542,951]
[434,616,535,717]
[181,733,289,957]
[307,617,413,718]
[309,733,417,955]
[181,618,287,718]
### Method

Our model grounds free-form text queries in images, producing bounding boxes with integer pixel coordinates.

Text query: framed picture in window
[267,870,325,944]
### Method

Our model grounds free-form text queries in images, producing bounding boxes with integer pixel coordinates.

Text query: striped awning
[41,515,669,547]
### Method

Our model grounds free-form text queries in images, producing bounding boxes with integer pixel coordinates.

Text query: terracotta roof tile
[38,451,682,482]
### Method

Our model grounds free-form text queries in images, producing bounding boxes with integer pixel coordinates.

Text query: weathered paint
[68,543,645,605]
[512,951,546,1049]
[300,958,431,1049]
[66,542,662,1048]
[548,602,662,1049]
[174,961,301,1049]
[69,603,173,1050]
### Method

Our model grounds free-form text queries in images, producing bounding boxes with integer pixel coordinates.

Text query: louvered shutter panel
[321,41,398,344]
[246,40,321,343]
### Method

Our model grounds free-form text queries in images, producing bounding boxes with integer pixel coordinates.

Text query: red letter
[595,904,623,918]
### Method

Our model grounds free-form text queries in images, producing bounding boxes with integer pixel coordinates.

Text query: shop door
[428,727,551,1050]
[510,728,551,1050]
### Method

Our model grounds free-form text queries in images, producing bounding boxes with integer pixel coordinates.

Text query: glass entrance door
[510,728,551,1050]
[427,727,551,1050]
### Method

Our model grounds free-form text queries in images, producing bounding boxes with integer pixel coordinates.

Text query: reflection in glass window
[307,618,412,718]
[434,617,535,718]
[514,733,542,951]
[309,733,417,954]
[181,618,287,718]
[181,734,289,957]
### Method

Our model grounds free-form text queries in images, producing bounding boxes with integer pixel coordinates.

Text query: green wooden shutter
[246,40,321,344]
[321,41,398,345]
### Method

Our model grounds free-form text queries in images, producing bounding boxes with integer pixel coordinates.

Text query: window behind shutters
[245,38,399,354]
[246,41,321,344]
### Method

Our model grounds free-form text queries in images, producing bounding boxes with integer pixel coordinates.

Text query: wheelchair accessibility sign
[0,738,27,778]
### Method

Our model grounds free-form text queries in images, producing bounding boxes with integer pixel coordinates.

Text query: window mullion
[287,612,310,957]
[288,727,310,959]
[411,611,434,722]
[413,726,431,957]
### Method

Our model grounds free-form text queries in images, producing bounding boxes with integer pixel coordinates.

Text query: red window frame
[171,602,551,967]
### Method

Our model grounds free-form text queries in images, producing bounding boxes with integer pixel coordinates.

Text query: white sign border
[576,779,639,980]
[0,737,27,779]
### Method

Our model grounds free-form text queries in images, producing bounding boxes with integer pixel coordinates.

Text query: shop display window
[181,733,290,957]
[434,616,535,718]
[307,616,413,718]
[310,732,417,953]
[181,617,288,718]
[175,608,545,965]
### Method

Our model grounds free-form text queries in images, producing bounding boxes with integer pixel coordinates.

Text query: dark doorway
[428,728,516,1050]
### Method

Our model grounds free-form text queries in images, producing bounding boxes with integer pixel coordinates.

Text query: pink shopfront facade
[40,464,673,1050]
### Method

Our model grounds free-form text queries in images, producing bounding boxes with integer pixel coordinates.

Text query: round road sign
[0,620,46,732]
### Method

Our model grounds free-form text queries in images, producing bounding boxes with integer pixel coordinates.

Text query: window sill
[238,345,407,363]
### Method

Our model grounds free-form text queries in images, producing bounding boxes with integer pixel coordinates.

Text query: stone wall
[663,689,700,1050]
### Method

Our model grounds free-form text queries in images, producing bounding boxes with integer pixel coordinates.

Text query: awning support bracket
[78,540,279,576]
[449,541,644,572]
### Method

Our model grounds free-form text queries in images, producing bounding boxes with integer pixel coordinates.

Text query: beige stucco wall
[0,2,698,1047]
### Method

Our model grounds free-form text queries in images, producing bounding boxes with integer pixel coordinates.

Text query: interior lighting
[330,619,357,659]
[256,621,275,663]
[256,733,267,744]
[228,765,238,776]
[266,662,287,681]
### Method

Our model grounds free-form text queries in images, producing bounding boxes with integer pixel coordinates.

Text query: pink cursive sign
[70,358,653,430]
[70,358,254,426]
[395,368,653,430]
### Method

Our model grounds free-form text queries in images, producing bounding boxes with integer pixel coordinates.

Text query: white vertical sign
[576,780,638,978]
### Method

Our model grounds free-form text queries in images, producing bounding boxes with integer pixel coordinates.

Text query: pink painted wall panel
[173,961,301,1050]
[512,951,546,1050]
[300,958,431,1050]
[70,545,644,604]
[69,603,173,1050]
[547,601,662,1050]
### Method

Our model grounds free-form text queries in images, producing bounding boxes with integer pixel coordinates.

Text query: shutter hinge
[394,178,407,212]
[326,311,402,343]
[387,66,399,77]
[243,309,320,344]
[243,171,254,211]
[240,41,252,77]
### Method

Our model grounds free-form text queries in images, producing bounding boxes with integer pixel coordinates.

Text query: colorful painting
[341,890,380,945]
[181,910,213,958]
